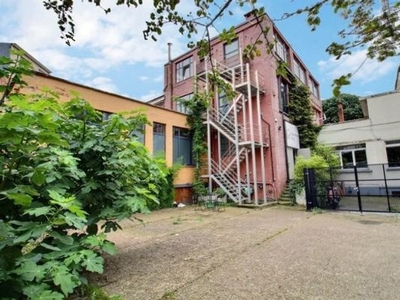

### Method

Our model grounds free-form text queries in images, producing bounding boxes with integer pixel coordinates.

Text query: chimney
[338,94,345,123]
[167,42,172,62]
[244,10,258,21]
[395,65,400,90]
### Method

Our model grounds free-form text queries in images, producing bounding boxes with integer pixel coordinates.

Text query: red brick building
[156,11,323,205]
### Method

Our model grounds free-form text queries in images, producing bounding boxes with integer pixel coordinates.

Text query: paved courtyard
[98,206,400,300]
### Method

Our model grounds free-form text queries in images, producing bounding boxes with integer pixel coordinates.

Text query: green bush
[290,144,340,197]
[0,55,171,298]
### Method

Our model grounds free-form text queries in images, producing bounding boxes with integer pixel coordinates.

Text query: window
[293,60,306,83]
[308,79,319,97]
[224,39,239,60]
[337,144,368,168]
[274,36,288,62]
[279,79,289,113]
[153,122,165,156]
[218,90,230,116]
[176,56,193,83]
[220,135,230,157]
[173,127,194,165]
[386,140,400,167]
[101,112,112,121]
[176,93,193,114]
[130,124,145,144]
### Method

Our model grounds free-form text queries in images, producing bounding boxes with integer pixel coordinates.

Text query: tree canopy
[43,0,400,94]
[322,93,364,123]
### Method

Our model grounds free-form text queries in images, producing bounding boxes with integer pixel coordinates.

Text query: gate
[304,164,400,213]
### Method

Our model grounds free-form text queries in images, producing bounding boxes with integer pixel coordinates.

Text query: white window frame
[308,79,319,97]
[224,39,239,60]
[337,144,368,169]
[274,35,288,63]
[176,56,193,83]
[293,60,306,83]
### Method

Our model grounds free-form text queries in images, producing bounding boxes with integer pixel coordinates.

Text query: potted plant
[214,187,227,203]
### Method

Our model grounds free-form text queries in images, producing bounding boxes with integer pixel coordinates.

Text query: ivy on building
[288,81,320,149]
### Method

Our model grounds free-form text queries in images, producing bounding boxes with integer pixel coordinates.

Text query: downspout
[168,42,173,110]
[260,114,275,182]
[282,113,290,183]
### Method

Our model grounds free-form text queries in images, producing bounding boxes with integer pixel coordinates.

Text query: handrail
[240,122,269,145]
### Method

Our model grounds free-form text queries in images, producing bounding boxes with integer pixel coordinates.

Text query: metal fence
[304,164,400,213]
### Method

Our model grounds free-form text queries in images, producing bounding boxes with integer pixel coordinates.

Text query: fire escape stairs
[202,59,264,204]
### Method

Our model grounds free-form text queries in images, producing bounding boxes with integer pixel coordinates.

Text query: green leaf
[40,242,61,251]
[63,212,86,229]
[31,168,46,186]
[23,283,51,298]
[14,260,46,281]
[49,231,74,245]
[5,193,32,206]
[13,230,33,244]
[23,206,52,217]
[102,241,117,255]
[53,266,77,296]
[36,290,64,300]
[81,251,104,273]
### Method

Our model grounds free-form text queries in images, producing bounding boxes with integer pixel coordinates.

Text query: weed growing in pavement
[76,284,122,300]
[161,291,176,299]
[312,207,323,214]
[172,215,182,225]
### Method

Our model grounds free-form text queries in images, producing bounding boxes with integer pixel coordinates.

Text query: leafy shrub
[290,144,340,197]
[0,56,171,298]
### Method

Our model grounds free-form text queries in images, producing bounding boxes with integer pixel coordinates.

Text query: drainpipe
[168,42,173,110]
[282,113,290,183]
[338,94,345,123]
[261,114,275,182]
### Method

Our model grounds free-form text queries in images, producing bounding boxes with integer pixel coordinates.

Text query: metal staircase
[196,51,269,205]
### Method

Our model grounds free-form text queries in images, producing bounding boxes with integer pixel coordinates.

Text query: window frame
[336,144,368,169]
[176,56,193,83]
[279,78,289,114]
[293,59,306,84]
[386,140,400,168]
[308,78,319,97]
[173,126,194,165]
[223,39,239,60]
[274,35,288,63]
[176,93,193,114]
[153,122,166,156]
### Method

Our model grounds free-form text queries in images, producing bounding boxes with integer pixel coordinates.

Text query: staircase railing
[210,159,242,202]
[209,106,241,141]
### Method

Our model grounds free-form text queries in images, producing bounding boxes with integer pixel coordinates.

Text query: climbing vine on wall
[288,81,320,149]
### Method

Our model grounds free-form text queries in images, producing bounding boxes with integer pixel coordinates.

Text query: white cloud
[139,76,149,81]
[139,91,163,102]
[317,49,398,84]
[0,0,190,78]
[85,76,118,94]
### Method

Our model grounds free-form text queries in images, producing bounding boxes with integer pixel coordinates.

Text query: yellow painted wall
[22,73,194,185]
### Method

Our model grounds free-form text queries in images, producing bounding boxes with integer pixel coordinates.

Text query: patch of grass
[195,217,203,222]
[312,207,323,214]
[172,215,182,225]
[74,284,122,300]
[161,291,176,300]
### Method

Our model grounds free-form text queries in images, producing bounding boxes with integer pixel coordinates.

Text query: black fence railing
[304,164,400,213]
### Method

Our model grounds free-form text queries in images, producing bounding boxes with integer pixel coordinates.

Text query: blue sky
[0,0,399,101]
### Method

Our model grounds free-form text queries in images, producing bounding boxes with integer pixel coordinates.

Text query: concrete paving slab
[98,207,400,300]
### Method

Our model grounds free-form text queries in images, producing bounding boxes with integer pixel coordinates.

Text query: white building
[318,69,400,196]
